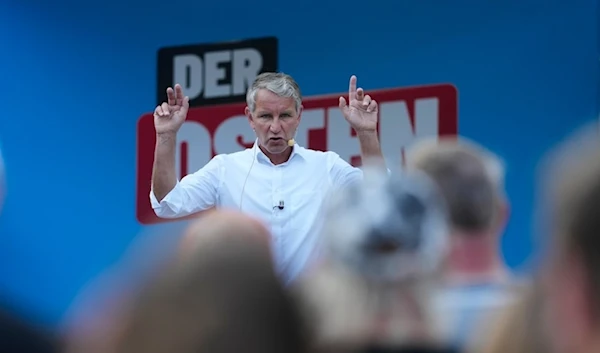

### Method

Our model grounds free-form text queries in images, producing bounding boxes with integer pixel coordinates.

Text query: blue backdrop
[0,0,598,326]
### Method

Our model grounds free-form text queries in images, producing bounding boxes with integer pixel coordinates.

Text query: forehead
[254,89,296,112]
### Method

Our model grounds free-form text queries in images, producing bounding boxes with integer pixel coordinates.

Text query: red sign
[136,84,458,225]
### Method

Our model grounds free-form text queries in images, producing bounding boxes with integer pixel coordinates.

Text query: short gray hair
[246,72,302,113]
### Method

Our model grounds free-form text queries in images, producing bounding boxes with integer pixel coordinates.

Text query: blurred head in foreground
[538,125,600,353]
[178,209,272,258]
[294,163,450,352]
[406,136,507,241]
[85,210,306,353]
[404,137,515,349]
[405,137,509,281]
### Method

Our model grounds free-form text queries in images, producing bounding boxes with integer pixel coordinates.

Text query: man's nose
[269,118,282,133]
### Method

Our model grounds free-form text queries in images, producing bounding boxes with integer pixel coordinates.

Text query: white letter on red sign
[213,116,255,155]
[379,98,440,161]
[326,107,360,163]
[296,108,326,148]
[176,121,211,179]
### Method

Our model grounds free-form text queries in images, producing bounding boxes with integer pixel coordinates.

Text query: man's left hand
[339,75,378,132]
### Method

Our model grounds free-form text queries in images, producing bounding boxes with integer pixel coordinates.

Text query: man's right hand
[154,84,190,135]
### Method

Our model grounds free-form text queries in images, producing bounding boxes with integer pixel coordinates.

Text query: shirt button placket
[273,167,284,254]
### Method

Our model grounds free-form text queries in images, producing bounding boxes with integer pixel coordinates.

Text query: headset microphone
[287,130,297,147]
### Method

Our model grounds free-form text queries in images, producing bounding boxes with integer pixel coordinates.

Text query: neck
[443,231,507,285]
[260,145,292,165]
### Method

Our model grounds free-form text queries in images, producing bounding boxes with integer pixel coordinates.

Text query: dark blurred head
[406,137,507,237]
[0,309,59,353]
[539,125,600,353]
[112,211,307,353]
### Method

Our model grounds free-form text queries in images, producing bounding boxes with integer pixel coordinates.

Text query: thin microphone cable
[239,138,258,211]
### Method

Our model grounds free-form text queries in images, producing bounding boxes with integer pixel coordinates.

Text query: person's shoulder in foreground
[318,344,461,353]
[361,346,461,353]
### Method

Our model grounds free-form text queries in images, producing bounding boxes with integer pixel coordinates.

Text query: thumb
[339,96,349,114]
[180,96,190,116]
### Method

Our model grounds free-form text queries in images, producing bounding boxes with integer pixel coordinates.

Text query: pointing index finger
[349,75,357,100]
[175,84,185,105]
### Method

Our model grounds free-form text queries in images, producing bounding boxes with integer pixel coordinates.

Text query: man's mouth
[269,137,284,141]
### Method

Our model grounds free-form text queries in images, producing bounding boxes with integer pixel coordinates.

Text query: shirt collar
[253,139,306,165]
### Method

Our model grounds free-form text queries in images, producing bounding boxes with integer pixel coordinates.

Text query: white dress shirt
[150,141,363,283]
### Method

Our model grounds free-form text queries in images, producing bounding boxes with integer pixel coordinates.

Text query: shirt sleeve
[328,152,364,188]
[150,155,224,218]
[328,153,392,189]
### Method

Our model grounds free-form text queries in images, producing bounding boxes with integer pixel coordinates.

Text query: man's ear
[297,105,303,123]
[245,107,255,130]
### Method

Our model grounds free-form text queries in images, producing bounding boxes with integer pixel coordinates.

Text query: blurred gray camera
[321,166,449,282]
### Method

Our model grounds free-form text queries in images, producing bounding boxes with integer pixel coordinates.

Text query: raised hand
[338,75,378,132]
[154,84,190,135]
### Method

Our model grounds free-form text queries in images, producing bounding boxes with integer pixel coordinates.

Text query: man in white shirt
[150,72,384,283]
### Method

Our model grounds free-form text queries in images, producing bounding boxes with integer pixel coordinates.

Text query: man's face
[245,89,302,155]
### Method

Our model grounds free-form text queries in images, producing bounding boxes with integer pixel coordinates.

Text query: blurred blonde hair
[538,124,600,316]
[472,282,548,353]
[407,136,505,191]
